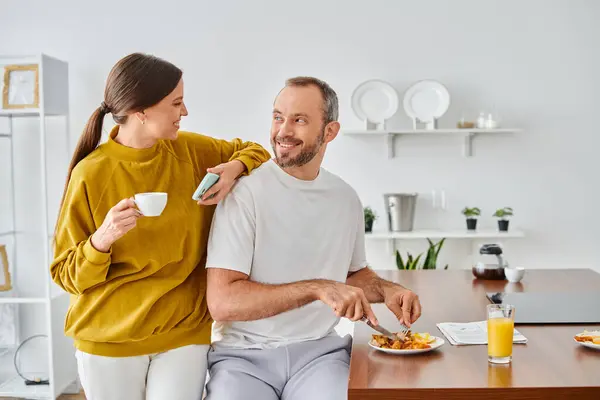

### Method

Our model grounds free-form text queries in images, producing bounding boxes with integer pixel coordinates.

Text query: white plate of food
[573,330,600,350]
[369,332,445,355]
[403,80,450,123]
[351,79,399,125]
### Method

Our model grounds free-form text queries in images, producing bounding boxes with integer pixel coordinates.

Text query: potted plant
[462,207,481,231]
[493,207,513,231]
[395,238,448,270]
[364,206,377,233]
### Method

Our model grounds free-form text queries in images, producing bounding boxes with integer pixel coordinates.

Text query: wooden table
[348,269,600,399]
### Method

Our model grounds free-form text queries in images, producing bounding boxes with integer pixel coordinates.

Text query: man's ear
[325,121,340,143]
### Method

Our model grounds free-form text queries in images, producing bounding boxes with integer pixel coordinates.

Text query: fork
[361,316,409,342]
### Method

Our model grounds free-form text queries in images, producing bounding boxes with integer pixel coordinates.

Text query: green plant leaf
[396,250,405,270]
[422,238,433,269]
[494,207,513,218]
[435,238,446,258]
[425,246,435,269]
[462,207,481,217]
[422,248,431,269]
[412,253,422,270]
[364,206,377,222]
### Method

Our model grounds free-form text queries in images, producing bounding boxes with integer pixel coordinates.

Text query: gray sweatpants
[205,334,352,400]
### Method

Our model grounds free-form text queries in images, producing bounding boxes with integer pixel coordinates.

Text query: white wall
[1,0,599,275]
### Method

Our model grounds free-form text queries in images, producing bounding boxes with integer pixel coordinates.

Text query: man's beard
[272,129,325,168]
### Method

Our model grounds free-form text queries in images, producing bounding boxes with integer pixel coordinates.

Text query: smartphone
[192,172,220,201]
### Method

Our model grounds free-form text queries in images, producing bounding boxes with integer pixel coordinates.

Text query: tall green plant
[396,238,448,270]
[396,251,422,270]
[422,238,447,269]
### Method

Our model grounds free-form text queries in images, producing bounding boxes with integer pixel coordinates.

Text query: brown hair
[285,76,339,124]
[58,53,182,213]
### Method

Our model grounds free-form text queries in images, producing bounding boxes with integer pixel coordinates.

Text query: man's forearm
[346,267,400,303]
[211,279,325,322]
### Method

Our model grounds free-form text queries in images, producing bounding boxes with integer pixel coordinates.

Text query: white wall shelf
[0,343,73,399]
[0,54,78,399]
[0,297,49,304]
[0,375,51,400]
[366,228,525,253]
[342,128,522,158]
[0,110,66,117]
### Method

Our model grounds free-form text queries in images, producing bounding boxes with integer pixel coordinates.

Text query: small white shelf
[366,228,524,240]
[0,375,51,400]
[0,291,68,304]
[342,128,522,158]
[0,110,67,117]
[0,230,53,237]
[366,229,524,252]
[0,325,76,399]
[0,297,48,304]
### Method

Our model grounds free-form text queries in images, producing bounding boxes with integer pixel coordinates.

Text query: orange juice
[487,317,514,357]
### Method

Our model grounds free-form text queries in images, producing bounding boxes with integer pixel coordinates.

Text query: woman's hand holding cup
[91,198,142,252]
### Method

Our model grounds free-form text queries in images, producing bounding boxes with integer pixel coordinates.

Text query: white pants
[76,344,210,400]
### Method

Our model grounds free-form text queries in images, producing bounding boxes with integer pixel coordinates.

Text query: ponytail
[57,106,107,221]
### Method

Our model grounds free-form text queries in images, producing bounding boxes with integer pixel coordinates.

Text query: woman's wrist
[90,230,111,253]
[229,159,246,177]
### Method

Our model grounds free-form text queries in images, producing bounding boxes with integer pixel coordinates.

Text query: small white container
[504,266,525,283]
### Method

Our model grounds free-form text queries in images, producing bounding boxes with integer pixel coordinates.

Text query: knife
[361,316,407,341]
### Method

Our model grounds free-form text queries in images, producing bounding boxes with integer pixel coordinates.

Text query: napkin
[437,321,528,346]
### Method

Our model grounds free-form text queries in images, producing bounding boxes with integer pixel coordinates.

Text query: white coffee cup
[504,266,525,283]
[134,192,168,217]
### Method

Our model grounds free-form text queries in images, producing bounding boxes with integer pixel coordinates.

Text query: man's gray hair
[285,76,339,124]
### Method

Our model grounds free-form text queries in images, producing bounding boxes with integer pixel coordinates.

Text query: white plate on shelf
[351,79,399,125]
[403,80,450,123]
[368,336,445,355]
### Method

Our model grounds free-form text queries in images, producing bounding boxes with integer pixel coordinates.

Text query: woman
[50,53,271,400]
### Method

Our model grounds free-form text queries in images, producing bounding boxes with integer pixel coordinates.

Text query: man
[205,77,422,399]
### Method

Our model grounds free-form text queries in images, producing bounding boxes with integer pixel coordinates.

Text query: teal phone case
[192,172,220,201]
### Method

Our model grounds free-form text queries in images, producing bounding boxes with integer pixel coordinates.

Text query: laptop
[486,291,600,324]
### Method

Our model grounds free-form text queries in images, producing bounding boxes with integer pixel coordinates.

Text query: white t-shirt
[206,160,367,349]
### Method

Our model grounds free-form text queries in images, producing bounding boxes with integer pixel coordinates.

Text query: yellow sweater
[50,127,271,357]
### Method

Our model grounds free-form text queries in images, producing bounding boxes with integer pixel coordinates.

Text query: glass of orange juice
[487,304,515,364]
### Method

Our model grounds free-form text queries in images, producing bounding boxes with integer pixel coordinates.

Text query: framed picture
[2,64,40,109]
[0,245,11,291]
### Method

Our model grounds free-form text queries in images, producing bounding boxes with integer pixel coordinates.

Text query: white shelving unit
[342,128,522,158]
[0,54,78,399]
[366,228,525,253]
